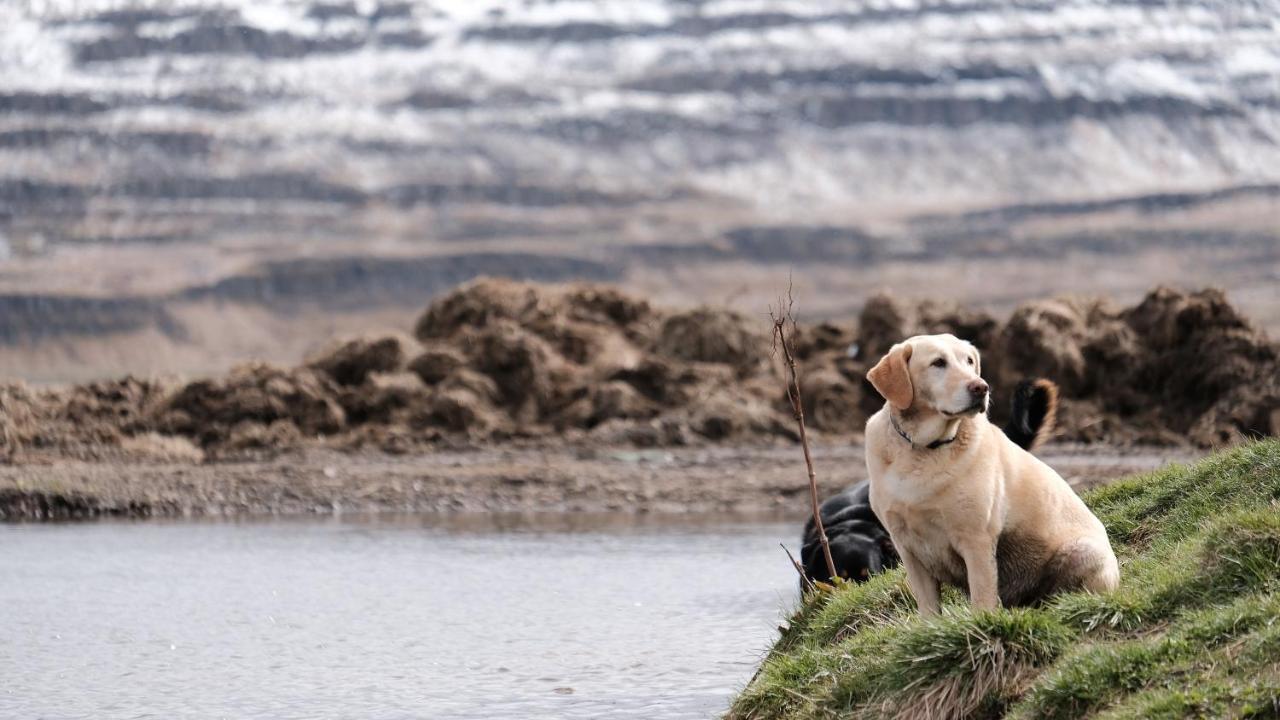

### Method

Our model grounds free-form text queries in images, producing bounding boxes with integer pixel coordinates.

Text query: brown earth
[0,279,1277,466]
[0,443,1195,521]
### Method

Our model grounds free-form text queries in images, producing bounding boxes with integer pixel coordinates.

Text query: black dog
[800,480,895,585]
[800,378,1058,588]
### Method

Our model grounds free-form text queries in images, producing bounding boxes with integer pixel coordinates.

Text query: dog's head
[867,334,989,418]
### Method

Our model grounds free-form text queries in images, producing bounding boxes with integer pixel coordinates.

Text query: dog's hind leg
[1081,543,1121,594]
[1052,537,1120,596]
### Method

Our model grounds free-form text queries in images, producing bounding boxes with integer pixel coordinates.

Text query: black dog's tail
[1001,378,1059,452]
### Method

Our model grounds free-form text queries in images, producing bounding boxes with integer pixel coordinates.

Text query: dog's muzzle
[945,380,990,416]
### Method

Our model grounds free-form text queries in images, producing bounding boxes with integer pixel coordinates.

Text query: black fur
[801,481,898,586]
[1001,379,1057,452]
[799,378,1058,589]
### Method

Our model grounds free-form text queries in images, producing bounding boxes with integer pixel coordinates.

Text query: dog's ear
[868,342,914,410]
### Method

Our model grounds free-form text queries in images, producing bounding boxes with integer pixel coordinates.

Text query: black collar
[890,412,957,450]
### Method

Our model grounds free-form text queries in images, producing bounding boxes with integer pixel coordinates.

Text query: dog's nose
[968,379,989,397]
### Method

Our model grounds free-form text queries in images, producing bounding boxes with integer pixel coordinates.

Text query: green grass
[729,440,1280,720]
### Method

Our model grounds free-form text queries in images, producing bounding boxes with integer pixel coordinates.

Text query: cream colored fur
[865,334,1119,615]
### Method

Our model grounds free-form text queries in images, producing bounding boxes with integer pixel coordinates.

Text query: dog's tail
[1002,378,1058,452]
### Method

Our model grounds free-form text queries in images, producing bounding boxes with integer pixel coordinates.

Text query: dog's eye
[931,358,947,369]
[967,357,975,366]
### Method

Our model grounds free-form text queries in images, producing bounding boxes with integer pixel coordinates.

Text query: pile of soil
[855,287,1280,445]
[0,377,179,462]
[409,279,787,446]
[0,280,1275,462]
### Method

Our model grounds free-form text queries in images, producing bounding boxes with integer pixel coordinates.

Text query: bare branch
[769,288,837,582]
[781,543,815,595]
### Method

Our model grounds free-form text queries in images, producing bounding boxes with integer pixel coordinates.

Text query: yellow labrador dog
[865,334,1118,615]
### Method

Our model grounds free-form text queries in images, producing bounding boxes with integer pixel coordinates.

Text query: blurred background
[1,0,1279,383]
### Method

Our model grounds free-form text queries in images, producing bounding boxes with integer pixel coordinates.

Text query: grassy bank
[731,439,1280,719]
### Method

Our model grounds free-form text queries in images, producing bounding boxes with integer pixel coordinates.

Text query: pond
[1,513,800,719]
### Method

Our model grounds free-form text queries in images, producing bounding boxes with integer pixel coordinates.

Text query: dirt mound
[0,377,173,461]
[464,320,565,421]
[984,287,1279,444]
[0,385,35,462]
[414,277,545,340]
[917,300,1002,352]
[996,297,1108,394]
[307,334,411,386]
[554,380,659,431]
[800,368,862,432]
[563,284,652,325]
[856,293,912,361]
[654,307,769,371]
[858,287,1277,444]
[788,322,854,361]
[856,293,1000,360]
[401,279,787,446]
[1117,288,1277,444]
[151,363,346,448]
[1,280,1274,460]
[336,372,431,426]
[408,345,466,384]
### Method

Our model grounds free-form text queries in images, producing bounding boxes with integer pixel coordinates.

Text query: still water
[0,514,799,719]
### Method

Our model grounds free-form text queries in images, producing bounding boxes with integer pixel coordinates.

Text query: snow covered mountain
[1,0,1278,379]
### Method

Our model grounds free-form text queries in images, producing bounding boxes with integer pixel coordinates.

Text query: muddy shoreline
[0,442,1197,521]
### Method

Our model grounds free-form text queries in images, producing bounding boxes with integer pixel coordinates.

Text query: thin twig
[781,543,815,594]
[770,281,837,582]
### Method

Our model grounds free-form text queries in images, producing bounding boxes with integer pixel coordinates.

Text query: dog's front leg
[899,547,942,616]
[957,539,1000,610]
